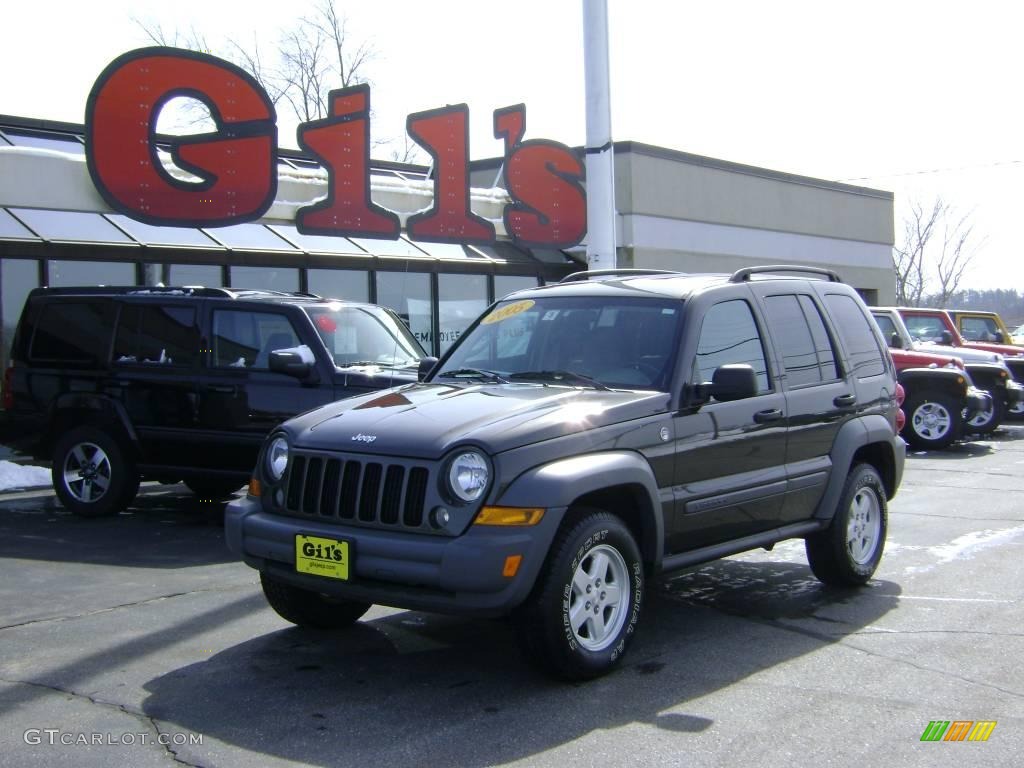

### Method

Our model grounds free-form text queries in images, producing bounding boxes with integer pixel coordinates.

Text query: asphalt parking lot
[1,429,1022,768]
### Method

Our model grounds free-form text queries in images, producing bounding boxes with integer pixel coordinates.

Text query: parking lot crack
[0,585,252,633]
[0,677,204,767]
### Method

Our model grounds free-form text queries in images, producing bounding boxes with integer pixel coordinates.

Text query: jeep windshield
[305,304,424,369]
[436,296,682,391]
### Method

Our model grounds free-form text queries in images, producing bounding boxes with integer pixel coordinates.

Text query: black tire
[184,479,244,500]
[1005,398,1024,422]
[513,509,644,681]
[260,572,372,629]
[902,391,962,450]
[964,389,1006,435]
[51,426,139,517]
[805,463,887,586]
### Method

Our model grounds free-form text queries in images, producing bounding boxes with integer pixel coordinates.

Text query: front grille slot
[284,452,430,530]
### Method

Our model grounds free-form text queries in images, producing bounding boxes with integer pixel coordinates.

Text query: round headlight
[447,451,489,503]
[266,436,290,481]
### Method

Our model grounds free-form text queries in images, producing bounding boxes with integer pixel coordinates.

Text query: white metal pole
[582,0,617,271]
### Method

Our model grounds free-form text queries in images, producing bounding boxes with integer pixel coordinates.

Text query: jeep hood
[284,383,669,458]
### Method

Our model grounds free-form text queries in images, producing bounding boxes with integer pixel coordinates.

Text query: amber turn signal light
[247,477,262,498]
[474,506,545,526]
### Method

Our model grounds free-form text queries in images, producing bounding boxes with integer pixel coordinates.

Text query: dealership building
[0,113,895,368]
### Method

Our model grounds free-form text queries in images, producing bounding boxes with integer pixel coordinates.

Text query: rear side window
[29,300,116,364]
[114,304,198,366]
[763,294,839,386]
[693,299,771,393]
[823,293,885,378]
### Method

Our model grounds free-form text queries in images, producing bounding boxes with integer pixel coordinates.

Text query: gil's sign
[85,47,586,249]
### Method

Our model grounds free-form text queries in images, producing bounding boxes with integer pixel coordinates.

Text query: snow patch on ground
[0,460,51,492]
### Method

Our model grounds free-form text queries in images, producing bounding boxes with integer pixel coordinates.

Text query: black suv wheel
[514,510,644,680]
[52,426,139,517]
[260,573,372,629]
[805,464,887,586]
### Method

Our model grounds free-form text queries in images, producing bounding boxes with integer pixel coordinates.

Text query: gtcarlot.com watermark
[24,729,203,747]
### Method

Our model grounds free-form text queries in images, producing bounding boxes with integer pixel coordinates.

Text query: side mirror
[269,350,317,381]
[994,330,1005,343]
[418,356,439,382]
[707,364,758,402]
[889,332,904,350]
[940,330,954,346]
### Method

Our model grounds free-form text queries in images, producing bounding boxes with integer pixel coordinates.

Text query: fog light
[431,506,451,529]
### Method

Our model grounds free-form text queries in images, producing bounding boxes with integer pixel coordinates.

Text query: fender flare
[48,393,139,445]
[814,415,897,519]
[494,451,665,569]
[898,367,968,401]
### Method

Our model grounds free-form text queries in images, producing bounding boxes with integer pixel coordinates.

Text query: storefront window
[48,259,136,287]
[229,266,299,292]
[495,275,539,300]
[2,258,39,369]
[376,271,434,353]
[167,264,224,288]
[438,274,488,354]
[307,269,369,302]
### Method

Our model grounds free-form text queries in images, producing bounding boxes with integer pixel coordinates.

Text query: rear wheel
[805,464,887,586]
[260,573,372,629]
[514,509,644,680]
[902,391,961,450]
[52,426,139,517]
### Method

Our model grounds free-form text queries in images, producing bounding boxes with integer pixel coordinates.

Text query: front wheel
[52,426,139,517]
[805,464,887,586]
[260,573,372,629]
[902,391,961,450]
[514,509,644,680]
[1006,398,1024,422]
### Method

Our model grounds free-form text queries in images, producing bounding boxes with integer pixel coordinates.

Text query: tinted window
[29,301,116,363]
[114,304,198,366]
[763,294,838,386]
[693,300,770,392]
[800,295,839,380]
[212,310,301,369]
[824,293,885,378]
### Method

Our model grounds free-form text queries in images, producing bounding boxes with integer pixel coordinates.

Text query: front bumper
[964,385,993,423]
[225,496,564,617]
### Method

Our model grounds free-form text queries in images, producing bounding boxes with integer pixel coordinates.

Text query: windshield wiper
[436,367,509,383]
[508,370,610,390]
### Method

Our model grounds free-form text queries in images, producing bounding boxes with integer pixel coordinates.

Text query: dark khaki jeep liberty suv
[226,266,905,680]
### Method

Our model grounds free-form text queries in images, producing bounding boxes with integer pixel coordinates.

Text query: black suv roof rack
[30,286,322,300]
[559,268,680,284]
[729,265,842,283]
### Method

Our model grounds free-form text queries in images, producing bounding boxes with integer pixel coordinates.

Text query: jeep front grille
[283,453,430,528]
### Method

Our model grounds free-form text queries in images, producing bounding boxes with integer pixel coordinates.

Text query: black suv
[3,286,425,516]
[225,267,905,680]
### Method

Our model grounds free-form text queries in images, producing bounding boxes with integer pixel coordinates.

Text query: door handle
[833,394,856,407]
[753,408,784,423]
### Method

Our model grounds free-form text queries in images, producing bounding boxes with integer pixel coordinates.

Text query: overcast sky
[2,0,1021,291]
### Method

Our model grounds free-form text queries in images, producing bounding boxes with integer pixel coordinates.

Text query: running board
[660,520,828,574]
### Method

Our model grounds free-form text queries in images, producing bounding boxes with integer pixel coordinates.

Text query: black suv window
[29,300,116,363]
[113,304,198,366]
[693,299,770,392]
[763,294,838,386]
[212,310,301,369]
[823,293,885,378]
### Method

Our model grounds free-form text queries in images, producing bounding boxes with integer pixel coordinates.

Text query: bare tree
[893,197,979,307]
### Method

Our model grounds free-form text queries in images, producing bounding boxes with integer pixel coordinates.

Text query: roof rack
[729,265,842,283]
[30,286,321,300]
[559,268,680,284]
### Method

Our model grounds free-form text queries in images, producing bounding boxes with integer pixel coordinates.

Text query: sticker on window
[481,300,535,325]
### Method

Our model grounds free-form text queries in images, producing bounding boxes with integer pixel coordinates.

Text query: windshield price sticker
[482,300,535,325]
[295,535,351,580]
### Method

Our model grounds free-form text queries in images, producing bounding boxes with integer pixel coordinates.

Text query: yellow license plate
[295,535,350,580]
